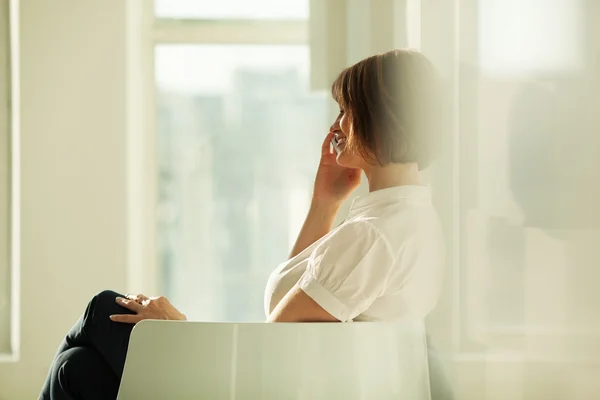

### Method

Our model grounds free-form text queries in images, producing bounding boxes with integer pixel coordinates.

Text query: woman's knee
[83,290,127,329]
[94,290,123,306]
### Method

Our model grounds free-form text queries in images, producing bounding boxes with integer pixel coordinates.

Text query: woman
[40,49,445,399]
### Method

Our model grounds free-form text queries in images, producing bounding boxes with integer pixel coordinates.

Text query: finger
[116,297,143,312]
[125,293,138,302]
[321,132,335,156]
[109,314,142,324]
[126,293,149,303]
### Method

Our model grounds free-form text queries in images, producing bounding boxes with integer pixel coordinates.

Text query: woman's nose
[329,119,340,133]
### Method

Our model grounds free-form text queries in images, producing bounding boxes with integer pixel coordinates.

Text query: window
[151,1,329,321]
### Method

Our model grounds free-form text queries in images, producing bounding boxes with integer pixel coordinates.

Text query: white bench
[117,320,433,399]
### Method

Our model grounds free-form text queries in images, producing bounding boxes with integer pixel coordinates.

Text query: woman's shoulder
[327,218,398,253]
[347,205,443,247]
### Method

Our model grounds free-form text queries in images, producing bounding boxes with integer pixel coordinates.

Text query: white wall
[0,1,128,398]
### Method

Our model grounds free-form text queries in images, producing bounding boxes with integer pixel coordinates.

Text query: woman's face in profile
[330,108,365,169]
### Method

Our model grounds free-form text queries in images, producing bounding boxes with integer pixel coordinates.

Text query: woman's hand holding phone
[312,133,361,208]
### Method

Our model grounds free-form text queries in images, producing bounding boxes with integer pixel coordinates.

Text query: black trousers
[39,290,135,400]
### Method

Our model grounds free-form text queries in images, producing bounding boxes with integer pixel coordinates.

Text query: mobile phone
[331,134,345,155]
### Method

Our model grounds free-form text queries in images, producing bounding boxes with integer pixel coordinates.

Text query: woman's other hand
[313,132,361,207]
[109,294,187,324]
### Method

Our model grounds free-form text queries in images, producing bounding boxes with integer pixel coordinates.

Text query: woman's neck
[364,162,420,192]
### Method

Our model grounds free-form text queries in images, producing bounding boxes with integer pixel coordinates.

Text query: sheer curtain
[423,0,600,398]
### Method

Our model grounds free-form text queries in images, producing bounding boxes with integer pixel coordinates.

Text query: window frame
[153,19,307,44]
[0,0,20,362]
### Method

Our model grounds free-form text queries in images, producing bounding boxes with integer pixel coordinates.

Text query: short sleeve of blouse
[298,221,395,322]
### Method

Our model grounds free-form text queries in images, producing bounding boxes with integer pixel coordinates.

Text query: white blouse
[264,185,445,322]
